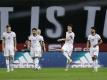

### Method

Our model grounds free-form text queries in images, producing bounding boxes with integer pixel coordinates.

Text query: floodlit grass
[0,68,107,80]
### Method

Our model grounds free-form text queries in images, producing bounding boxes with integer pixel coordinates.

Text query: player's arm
[14,37,17,51]
[58,33,75,42]
[28,36,31,48]
[86,35,90,51]
[98,39,103,45]
[94,39,103,47]
[40,41,46,52]
[57,38,66,42]
[2,37,5,51]
[57,37,73,42]
[42,41,46,52]
[57,38,71,42]
[86,40,90,50]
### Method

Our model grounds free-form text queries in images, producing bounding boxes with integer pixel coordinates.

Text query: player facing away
[87,27,103,72]
[2,25,17,72]
[57,24,75,71]
[37,29,46,53]
[29,28,45,70]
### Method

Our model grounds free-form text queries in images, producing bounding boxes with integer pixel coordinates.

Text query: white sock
[34,58,39,68]
[93,61,95,68]
[6,59,10,71]
[95,60,98,71]
[10,57,14,70]
[66,60,71,69]
[93,60,98,71]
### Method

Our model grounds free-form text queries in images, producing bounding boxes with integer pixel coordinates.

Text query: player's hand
[86,48,89,51]
[2,48,4,52]
[43,48,46,52]
[57,39,63,42]
[93,44,97,47]
[14,47,17,51]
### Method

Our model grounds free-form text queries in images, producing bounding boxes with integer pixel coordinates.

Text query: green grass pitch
[0,68,107,80]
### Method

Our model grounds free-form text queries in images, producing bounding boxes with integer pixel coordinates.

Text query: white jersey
[3,31,16,48]
[37,35,44,42]
[65,31,75,45]
[88,34,101,48]
[29,35,43,49]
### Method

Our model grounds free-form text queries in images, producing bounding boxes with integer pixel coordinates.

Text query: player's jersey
[88,34,101,48]
[29,35,43,49]
[65,31,75,45]
[3,31,16,48]
[37,35,44,42]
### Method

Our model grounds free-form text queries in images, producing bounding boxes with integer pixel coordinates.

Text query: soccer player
[29,28,45,70]
[57,24,75,71]
[37,29,46,53]
[2,25,17,72]
[23,40,31,52]
[87,27,103,72]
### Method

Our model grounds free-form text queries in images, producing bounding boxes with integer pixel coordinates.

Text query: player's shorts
[30,47,42,58]
[4,46,14,57]
[62,43,73,56]
[90,46,99,57]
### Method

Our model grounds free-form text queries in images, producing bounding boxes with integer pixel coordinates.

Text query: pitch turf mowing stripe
[0,68,107,80]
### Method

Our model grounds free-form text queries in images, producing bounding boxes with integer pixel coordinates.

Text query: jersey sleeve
[39,36,44,41]
[13,32,16,38]
[28,36,31,40]
[71,33,75,40]
[41,36,44,41]
[2,32,5,38]
[2,32,6,40]
[74,33,75,38]
[87,35,90,41]
[97,34,101,40]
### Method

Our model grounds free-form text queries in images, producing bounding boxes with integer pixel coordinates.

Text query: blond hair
[37,29,41,35]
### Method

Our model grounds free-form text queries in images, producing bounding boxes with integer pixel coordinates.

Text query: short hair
[67,24,73,28]
[91,27,96,30]
[68,24,73,27]
[37,29,41,32]
[32,28,37,31]
[6,25,11,28]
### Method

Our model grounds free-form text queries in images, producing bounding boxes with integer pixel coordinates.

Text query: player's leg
[30,50,35,68]
[68,46,73,64]
[5,57,10,72]
[30,49,36,69]
[34,57,39,69]
[62,45,72,63]
[92,55,98,72]
[65,50,73,71]
[33,51,39,70]
[32,56,35,69]
[65,59,70,71]
[37,51,42,70]
[93,49,99,72]
[63,51,72,71]
[4,48,10,72]
[34,51,41,70]
[9,48,15,71]
[9,56,14,71]
[90,48,99,72]
[90,48,95,70]
[63,51,72,63]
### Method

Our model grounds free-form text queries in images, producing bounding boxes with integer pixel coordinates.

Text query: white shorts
[4,47,14,57]
[62,44,73,56]
[30,47,42,57]
[90,46,99,57]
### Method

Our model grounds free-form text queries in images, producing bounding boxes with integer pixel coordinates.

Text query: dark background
[0,0,107,43]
